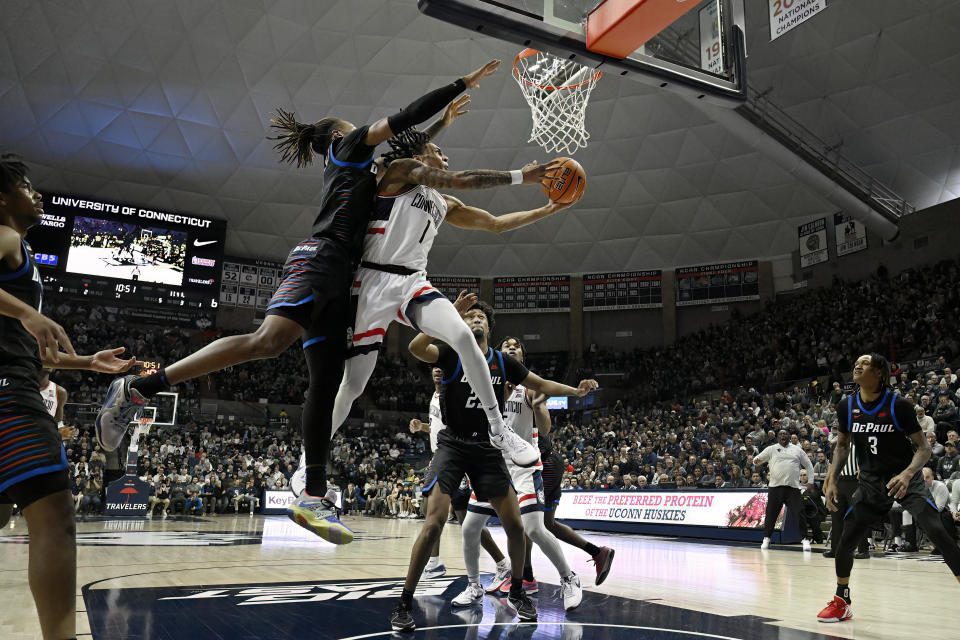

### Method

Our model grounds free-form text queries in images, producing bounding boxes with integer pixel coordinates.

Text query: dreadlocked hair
[268,109,347,168]
[0,154,29,193]
[382,128,431,165]
[869,352,892,394]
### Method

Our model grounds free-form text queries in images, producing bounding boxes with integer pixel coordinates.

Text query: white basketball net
[513,50,601,155]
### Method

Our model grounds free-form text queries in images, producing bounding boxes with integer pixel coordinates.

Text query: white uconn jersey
[428,391,445,454]
[365,185,447,271]
[39,382,58,417]
[504,385,537,448]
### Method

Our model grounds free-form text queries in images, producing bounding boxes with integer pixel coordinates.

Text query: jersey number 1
[868,436,878,455]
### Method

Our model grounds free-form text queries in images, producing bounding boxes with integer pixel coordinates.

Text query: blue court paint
[84,575,841,639]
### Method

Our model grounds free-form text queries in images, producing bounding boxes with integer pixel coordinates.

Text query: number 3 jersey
[435,344,529,444]
[837,389,921,475]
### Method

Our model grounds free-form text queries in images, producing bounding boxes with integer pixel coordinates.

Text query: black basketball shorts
[431,437,511,503]
[0,392,70,509]
[266,238,352,346]
[851,470,938,519]
[541,449,564,512]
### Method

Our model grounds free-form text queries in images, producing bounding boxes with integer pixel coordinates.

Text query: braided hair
[382,128,431,165]
[0,154,29,193]
[269,109,349,168]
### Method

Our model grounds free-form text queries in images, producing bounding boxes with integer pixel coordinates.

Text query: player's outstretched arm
[444,194,571,233]
[423,95,471,142]
[365,60,500,146]
[521,372,598,399]
[41,346,139,373]
[389,158,561,191]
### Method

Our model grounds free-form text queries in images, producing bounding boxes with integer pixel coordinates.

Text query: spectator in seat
[80,475,103,515]
[149,481,170,518]
[71,474,85,512]
[185,489,203,516]
[937,441,959,480]
[749,472,766,488]
[917,406,936,436]
[234,479,259,515]
[169,481,188,514]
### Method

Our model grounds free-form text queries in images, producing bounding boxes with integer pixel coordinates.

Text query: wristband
[510,170,523,185]
[58,421,64,429]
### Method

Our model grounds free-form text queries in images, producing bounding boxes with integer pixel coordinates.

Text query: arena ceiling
[1,0,958,275]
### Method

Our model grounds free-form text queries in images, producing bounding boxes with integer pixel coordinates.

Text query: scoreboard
[583,270,663,310]
[676,260,760,306]
[493,275,571,313]
[426,276,482,301]
[220,257,283,309]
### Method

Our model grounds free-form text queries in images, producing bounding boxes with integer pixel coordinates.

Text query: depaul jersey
[0,237,44,392]
[428,391,444,454]
[504,384,537,449]
[838,390,921,475]
[311,125,378,256]
[436,344,529,443]
[39,382,58,417]
[366,185,446,271]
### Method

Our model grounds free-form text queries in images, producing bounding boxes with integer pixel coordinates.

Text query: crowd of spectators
[42,257,960,529]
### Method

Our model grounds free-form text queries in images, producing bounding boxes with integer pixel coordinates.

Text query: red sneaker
[590,546,615,586]
[522,579,538,594]
[817,596,852,622]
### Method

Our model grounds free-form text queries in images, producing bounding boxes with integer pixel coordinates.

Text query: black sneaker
[390,602,416,632]
[854,550,870,559]
[508,590,537,621]
[822,549,836,558]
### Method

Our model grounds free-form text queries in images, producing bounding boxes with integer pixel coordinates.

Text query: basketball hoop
[137,416,154,437]
[513,49,602,155]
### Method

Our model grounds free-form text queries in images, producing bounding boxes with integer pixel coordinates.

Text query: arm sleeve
[501,353,530,385]
[386,79,467,134]
[893,396,921,435]
[330,125,374,163]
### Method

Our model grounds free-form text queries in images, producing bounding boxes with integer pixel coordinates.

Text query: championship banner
[493,275,571,313]
[676,261,760,306]
[699,1,723,75]
[426,275,482,301]
[798,217,828,267]
[769,0,827,41]
[834,212,868,256]
[583,270,662,311]
[555,490,785,530]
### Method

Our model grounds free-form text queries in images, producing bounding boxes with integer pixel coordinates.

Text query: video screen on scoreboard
[66,217,187,286]
[545,397,568,410]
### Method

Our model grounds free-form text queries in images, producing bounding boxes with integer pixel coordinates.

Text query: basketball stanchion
[104,416,154,517]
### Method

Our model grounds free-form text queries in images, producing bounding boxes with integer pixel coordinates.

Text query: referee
[823,441,870,559]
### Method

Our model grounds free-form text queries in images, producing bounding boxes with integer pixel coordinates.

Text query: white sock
[496,558,510,569]
[426,556,439,569]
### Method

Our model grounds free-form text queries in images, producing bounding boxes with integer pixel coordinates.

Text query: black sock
[129,368,170,398]
[523,565,534,582]
[836,583,850,603]
[583,542,601,556]
[510,577,523,595]
[401,588,414,608]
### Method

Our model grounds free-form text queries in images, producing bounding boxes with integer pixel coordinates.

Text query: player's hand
[90,347,139,374]
[453,289,477,316]
[520,160,563,185]
[886,471,913,499]
[824,481,840,511]
[575,379,599,397]
[462,60,501,89]
[409,418,424,434]
[20,310,75,363]
[58,426,78,441]
[441,95,470,127]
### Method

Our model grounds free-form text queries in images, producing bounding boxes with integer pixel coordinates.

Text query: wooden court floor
[1,513,956,639]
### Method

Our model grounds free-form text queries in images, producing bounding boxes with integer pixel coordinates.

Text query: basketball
[541,157,587,205]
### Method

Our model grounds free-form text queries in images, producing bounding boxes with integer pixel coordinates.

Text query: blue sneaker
[95,375,145,451]
[287,492,354,545]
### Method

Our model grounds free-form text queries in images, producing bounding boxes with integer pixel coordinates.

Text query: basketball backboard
[418,0,747,106]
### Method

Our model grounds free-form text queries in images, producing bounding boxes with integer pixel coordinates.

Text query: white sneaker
[422,563,447,580]
[561,573,582,611]
[452,581,484,607]
[485,560,512,593]
[802,538,812,551]
[489,426,539,467]
[760,537,770,550]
